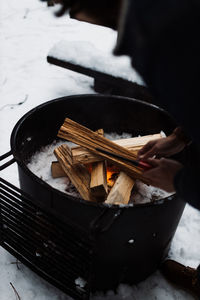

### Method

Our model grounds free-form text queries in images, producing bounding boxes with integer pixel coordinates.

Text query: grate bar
[0,188,92,257]
[0,195,91,263]
[2,241,89,300]
[0,177,94,300]
[2,235,89,300]
[2,230,85,284]
[1,212,88,275]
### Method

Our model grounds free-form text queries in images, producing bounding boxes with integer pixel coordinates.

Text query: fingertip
[138,154,144,160]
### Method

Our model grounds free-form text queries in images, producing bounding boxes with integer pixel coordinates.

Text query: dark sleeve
[174,143,200,210]
[174,166,200,210]
[115,0,200,209]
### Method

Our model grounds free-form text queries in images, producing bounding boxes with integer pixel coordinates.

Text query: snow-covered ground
[0,1,200,299]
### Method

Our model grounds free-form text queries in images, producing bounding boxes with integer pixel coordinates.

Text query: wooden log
[90,161,108,200]
[51,161,66,178]
[57,118,149,183]
[54,144,95,201]
[114,133,163,149]
[71,133,162,165]
[105,172,135,205]
[90,129,108,200]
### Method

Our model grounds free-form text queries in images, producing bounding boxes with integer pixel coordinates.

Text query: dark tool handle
[0,151,16,171]
[96,147,152,170]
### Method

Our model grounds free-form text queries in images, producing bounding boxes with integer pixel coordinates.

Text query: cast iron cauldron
[0,94,186,299]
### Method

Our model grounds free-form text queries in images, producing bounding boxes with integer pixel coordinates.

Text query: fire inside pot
[106,165,119,189]
[28,118,171,206]
[87,163,119,190]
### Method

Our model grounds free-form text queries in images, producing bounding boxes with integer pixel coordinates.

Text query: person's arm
[174,165,200,210]
[174,142,200,210]
[142,143,200,210]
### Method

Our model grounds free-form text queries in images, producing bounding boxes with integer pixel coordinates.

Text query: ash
[27,133,171,205]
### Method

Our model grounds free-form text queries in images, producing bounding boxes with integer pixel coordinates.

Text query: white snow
[0,1,200,299]
[75,277,87,289]
[48,40,144,84]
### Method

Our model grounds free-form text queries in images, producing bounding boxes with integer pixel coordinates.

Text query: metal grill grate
[0,177,94,300]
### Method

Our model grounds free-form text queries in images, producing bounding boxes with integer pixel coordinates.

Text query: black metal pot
[0,94,186,300]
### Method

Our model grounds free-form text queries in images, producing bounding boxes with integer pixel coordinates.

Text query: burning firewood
[51,119,165,204]
[105,172,135,205]
[90,129,108,201]
[57,118,149,183]
[90,161,108,200]
[52,129,109,201]
[54,144,95,201]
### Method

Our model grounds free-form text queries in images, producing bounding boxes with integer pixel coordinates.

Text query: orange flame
[87,163,119,188]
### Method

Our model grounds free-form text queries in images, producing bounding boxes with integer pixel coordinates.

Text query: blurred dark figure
[42,0,122,29]
[49,0,200,297]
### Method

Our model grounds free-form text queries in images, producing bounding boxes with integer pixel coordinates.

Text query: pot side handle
[0,151,16,171]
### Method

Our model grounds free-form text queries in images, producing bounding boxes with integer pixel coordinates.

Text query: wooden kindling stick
[90,129,108,201]
[52,132,162,174]
[71,133,162,165]
[54,144,95,201]
[105,172,135,205]
[51,161,66,178]
[57,118,149,183]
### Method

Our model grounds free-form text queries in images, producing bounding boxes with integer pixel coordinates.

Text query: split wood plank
[57,118,149,183]
[105,172,135,205]
[90,129,108,200]
[51,161,66,178]
[54,144,95,201]
[71,133,162,165]
[90,161,108,200]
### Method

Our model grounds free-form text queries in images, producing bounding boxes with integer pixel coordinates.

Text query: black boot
[160,259,200,299]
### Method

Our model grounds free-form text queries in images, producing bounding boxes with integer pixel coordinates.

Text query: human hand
[142,158,183,192]
[138,133,186,161]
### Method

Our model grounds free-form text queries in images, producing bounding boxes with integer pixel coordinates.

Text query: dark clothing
[174,143,200,210]
[198,264,200,282]
[115,0,200,210]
